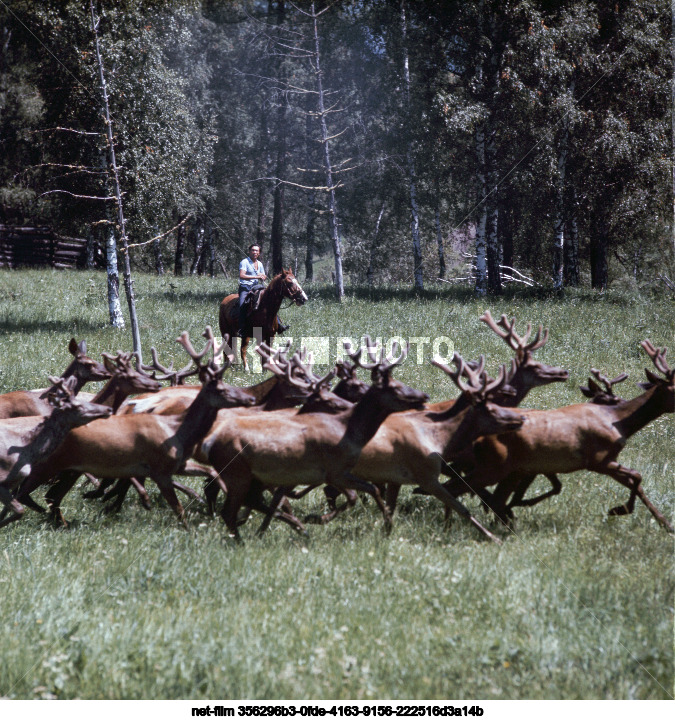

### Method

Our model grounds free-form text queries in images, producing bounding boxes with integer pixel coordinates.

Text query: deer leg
[340,472,392,532]
[255,486,306,536]
[0,486,25,529]
[385,483,401,516]
[220,475,252,541]
[324,485,341,512]
[508,474,561,509]
[601,462,674,533]
[416,472,502,543]
[171,480,205,505]
[42,471,83,527]
[204,475,227,515]
[82,476,116,500]
[152,474,187,527]
[81,473,100,490]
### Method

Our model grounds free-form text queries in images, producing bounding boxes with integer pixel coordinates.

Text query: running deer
[0,338,110,419]
[14,332,255,527]
[446,340,674,532]
[198,340,430,541]
[0,377,112,527]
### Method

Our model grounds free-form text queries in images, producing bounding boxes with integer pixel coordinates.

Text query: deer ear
[103,355,117,374]
[644,368,662,385]
[69,338,79,355]
[579,385,594,398]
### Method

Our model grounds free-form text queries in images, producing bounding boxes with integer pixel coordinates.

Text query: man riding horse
[237,244,288,338]
[220,245,308,370]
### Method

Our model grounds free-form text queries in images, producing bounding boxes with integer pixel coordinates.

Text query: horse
[219,268,308,370]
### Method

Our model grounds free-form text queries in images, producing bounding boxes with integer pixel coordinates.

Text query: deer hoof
[608,504,630,516]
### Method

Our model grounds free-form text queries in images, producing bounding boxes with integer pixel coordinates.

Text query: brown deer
[315,354,525,534]
[14,332,255,527]
[446,340,674,532]
[102,339,319,516]
[198,341,430,540]
[0,338,110,419]
[0,377,112,527]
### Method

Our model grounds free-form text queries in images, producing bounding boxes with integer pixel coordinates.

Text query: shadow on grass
[0,317,105,334]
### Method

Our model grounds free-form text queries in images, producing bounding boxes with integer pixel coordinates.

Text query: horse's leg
[241,336,251,372]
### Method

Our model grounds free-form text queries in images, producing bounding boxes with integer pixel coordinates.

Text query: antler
[579,368,628,404]
[480,311,548,356]
[176,331,213,370]
[431,352,508,402]
[138,347,198,386]
[41,374,78,407]
[343,336,408,376]
[641,340,673,380]
[283,349,336,392]
[591,368,628,393]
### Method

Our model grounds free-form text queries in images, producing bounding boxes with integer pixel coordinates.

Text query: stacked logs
[0,225,88,269]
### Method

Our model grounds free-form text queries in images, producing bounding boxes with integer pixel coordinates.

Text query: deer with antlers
[12,332,255,527]
[0,377,112,527]
[196,340,431,540]
[0,338,111,419]
[445,340,674,532]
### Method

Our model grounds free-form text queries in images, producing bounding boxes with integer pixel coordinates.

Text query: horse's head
[280,268,308,306]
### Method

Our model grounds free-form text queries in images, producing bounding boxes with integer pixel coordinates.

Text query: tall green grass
[0,269,673,699]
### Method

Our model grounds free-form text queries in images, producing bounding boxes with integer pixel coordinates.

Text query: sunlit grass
[0,268,673,699]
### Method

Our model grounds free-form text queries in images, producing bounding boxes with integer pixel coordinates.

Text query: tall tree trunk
[270,179,284,275]
[92,0,141,360]
[401,0,423,291]
[208,226,217,278]
[553,82,572,290]
[485,129,501,294]
[153,226,164,276]
[485,12,501,295]
[474,122,488,296]
[564,189,580,286]
[256,107,271,247]
[366,200,386,287]
[269,0,287,275]
[304,108,317,282]
[174,214,185,276]
[500,200,514,270]
[305,191,316,282]
[672,0,674,254]
[434,179,446,280]
[105,222,124,328]
[86,229,96,270]
[590,216,609,290]
[190,221,205,274]
[311,1,344,299]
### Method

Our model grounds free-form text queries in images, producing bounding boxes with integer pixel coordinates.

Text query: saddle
[230,284,264,324]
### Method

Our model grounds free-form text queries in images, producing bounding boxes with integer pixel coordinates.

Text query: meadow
[0,268,673,700]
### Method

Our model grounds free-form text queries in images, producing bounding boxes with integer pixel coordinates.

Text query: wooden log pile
[0,225,88,269]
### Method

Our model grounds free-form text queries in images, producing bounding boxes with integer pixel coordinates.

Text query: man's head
[248,244,261,260]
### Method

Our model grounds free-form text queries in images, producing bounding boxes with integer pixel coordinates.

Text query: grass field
[0,268,673,700]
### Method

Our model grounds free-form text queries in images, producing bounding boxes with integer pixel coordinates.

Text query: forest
[0,0,673,302]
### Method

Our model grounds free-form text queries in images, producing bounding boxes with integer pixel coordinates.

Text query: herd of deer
[0,311,673,544]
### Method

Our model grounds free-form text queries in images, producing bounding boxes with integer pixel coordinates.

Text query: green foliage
[0,269,673,699]
[0,1,671,287]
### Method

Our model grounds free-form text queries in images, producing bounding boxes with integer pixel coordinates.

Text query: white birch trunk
[91,0,142,361]
[106,224,124,328]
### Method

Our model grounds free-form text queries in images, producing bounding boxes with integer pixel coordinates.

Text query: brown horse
[219,268,308,370]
